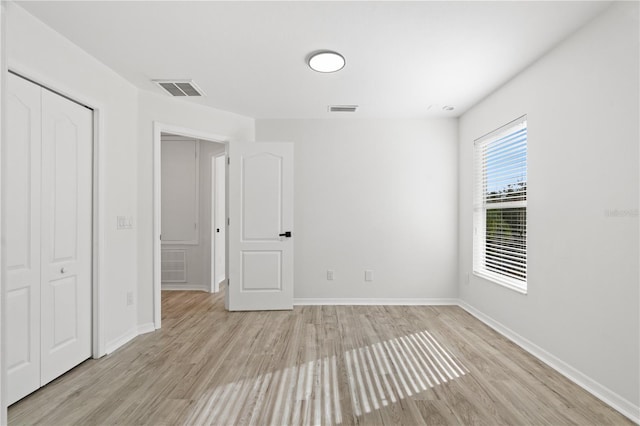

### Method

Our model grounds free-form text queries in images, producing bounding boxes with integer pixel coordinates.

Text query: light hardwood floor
[9,290,633,425]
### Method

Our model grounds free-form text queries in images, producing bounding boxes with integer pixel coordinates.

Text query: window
[473,116,527,293]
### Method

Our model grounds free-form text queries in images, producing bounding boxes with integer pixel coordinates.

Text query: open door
[228,141,293,311]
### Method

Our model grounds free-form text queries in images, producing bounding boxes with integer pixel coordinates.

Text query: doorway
[159,133,225,292]
[152,123,228,328]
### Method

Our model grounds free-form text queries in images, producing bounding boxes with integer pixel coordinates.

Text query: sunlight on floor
[187,330,467,425]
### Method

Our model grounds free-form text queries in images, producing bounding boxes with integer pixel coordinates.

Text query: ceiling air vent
[153,80,205,97]
[328,105,359,113]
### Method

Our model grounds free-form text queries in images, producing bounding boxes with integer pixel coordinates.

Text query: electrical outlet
[365,270,373,282]
[327,270,334,280]
[126,291,134,306]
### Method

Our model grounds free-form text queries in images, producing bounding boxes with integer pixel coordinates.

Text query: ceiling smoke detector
[153,80,205,97]
[328,105,359,113]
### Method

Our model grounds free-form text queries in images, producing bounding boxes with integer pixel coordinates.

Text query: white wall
[458,1,639,417]
[6,3,140,352]
[256,119,458,301]
[136,90,254,326]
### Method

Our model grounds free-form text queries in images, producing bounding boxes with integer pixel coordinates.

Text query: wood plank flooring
[9,290,633,425]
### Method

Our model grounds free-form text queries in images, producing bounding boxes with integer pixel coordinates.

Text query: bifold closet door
[6,73,43,405]
[5,74,93,404]
[39,87,93,386]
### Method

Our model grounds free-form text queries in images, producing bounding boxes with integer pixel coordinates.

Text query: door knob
[61,267,67,274]
[279,231,292,238]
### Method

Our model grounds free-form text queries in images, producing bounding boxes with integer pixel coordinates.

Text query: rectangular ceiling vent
[153,80,205,97]
[328,105,359,113]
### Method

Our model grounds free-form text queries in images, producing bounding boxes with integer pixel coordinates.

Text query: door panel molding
[160,139,200,245]
[240,250,282,292]
[241,152,283,242]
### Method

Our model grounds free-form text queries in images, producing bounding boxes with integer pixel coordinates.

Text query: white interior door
[6,73,42,405]
[39,87,93,386]
[228,142,293,311]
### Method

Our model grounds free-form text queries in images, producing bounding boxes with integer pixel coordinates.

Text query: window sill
[473,270,528,295]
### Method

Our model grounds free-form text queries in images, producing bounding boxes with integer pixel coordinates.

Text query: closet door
[40,88,92,386]
[6,74,42,405]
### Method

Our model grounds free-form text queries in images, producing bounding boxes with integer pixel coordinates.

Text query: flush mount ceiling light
[442,105,455,111]
[308,51,346,73]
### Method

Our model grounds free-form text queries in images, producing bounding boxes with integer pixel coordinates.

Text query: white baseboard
[137,322,155,335]
[293,298,459,306]
[105,327,138,355]
[161,284,209,291]
[458,301,640,424]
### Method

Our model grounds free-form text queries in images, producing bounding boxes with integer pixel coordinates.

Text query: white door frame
[152,122,228,329]
[211,152,226,293]
[1,4,7,423]
[1,62,107,413]
[210,154,216,293]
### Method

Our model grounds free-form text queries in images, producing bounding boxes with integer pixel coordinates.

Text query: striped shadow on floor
[186,329,467,425]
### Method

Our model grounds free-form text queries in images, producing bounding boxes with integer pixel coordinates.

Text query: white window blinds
[473,116,527,292]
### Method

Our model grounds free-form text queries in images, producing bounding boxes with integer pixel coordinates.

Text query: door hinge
[227,157,230,165]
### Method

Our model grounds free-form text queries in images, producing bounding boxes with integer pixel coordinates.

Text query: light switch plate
[117,216,134,230]
[365,270,373,282]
